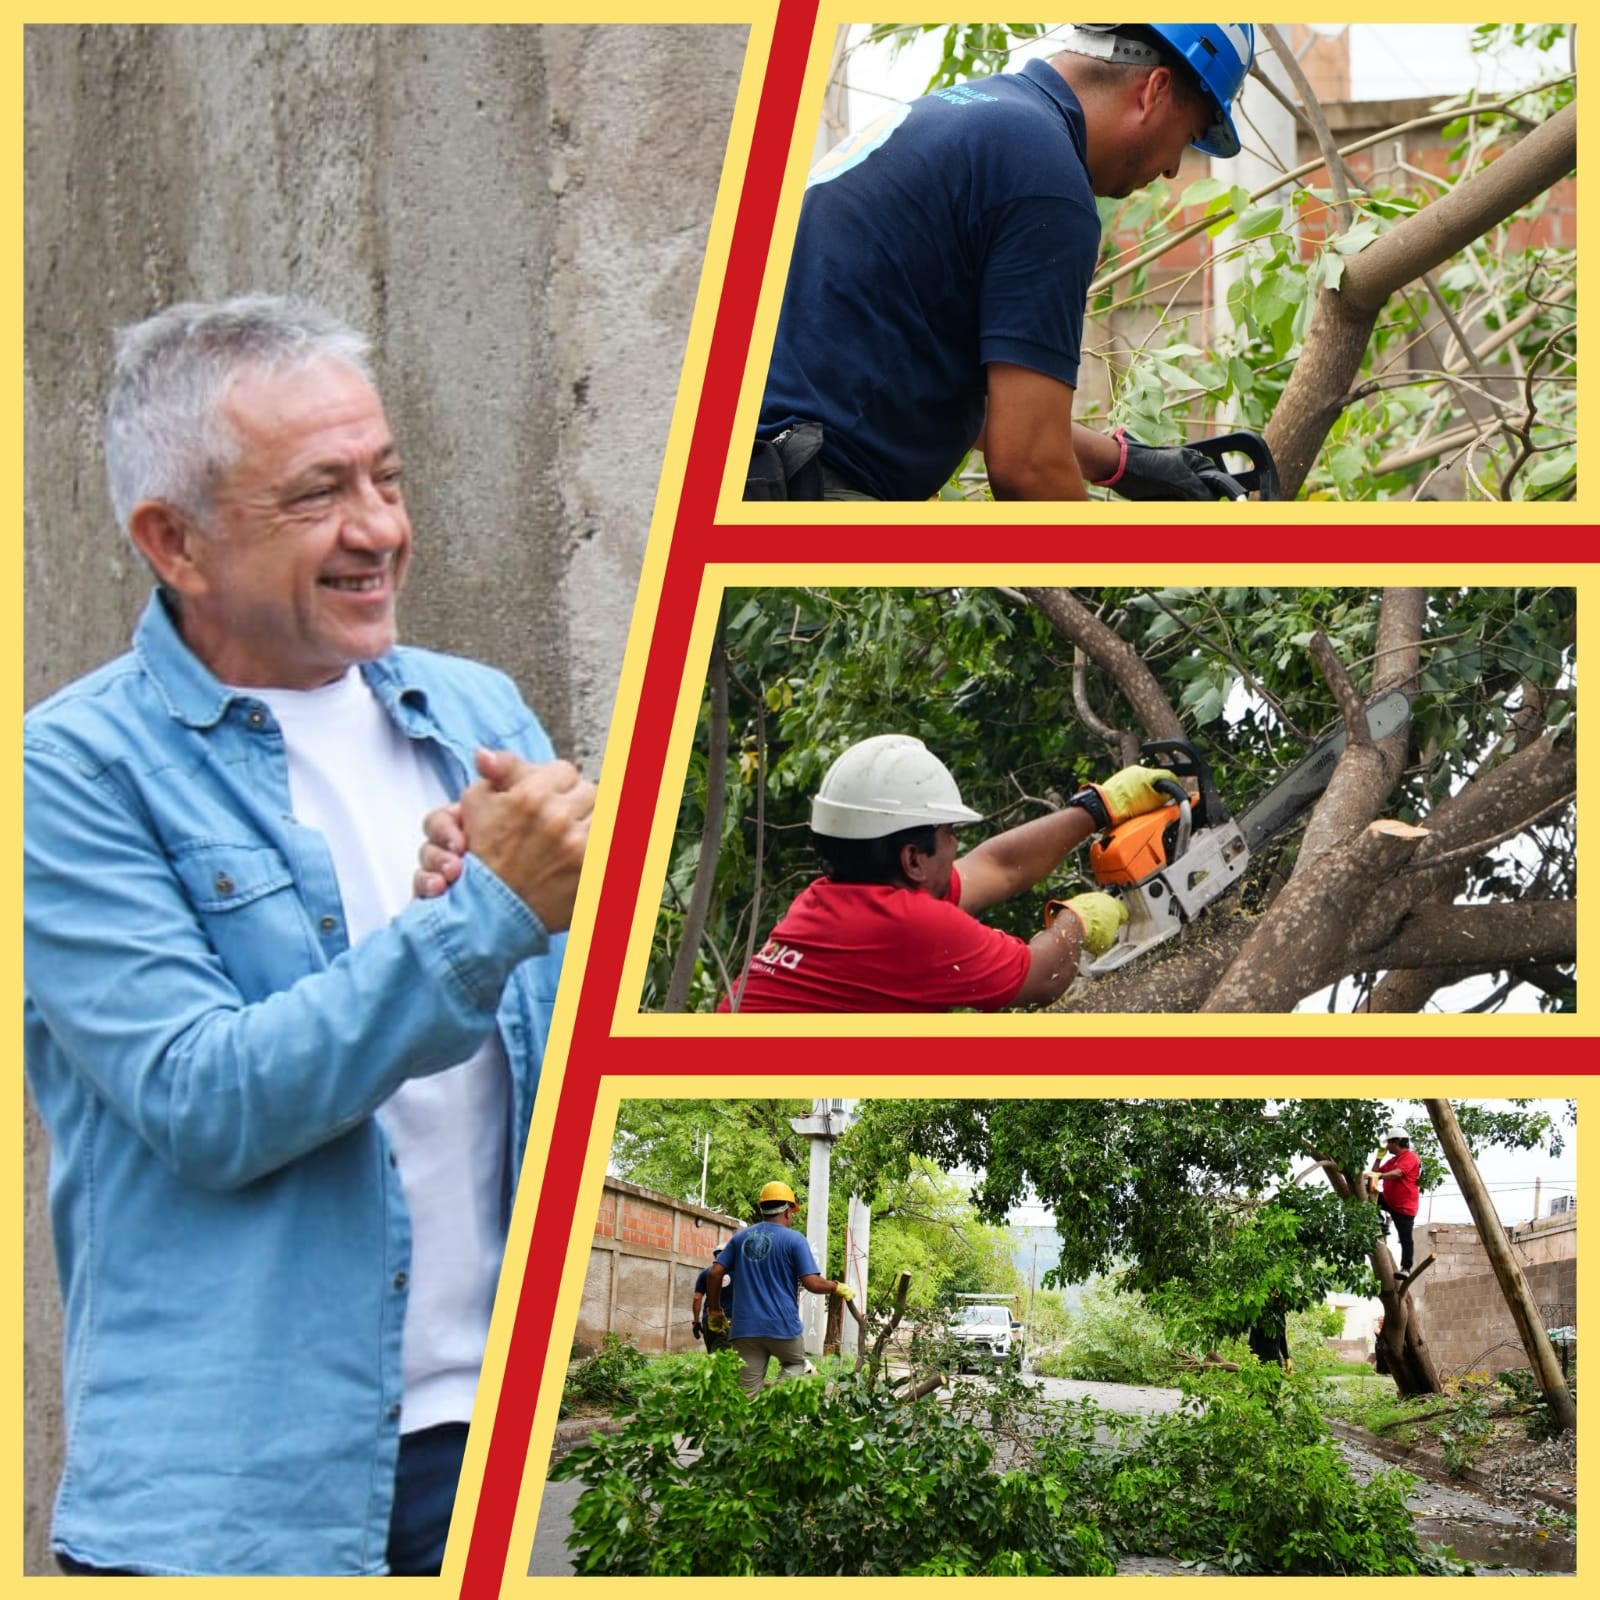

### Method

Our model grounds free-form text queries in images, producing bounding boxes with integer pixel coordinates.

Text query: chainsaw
[1047,687,1411,976]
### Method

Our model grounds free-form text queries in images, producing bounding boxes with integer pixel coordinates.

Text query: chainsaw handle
[1187,431,1282,501]
[1158,781,1192,862]
[1138,739,1231,828]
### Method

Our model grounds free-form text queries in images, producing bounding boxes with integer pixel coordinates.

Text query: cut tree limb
[1200,818,1428,1011]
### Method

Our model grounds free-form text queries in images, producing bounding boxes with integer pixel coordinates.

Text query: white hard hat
[1384,1127,1409,1143]
[810,734,984,840]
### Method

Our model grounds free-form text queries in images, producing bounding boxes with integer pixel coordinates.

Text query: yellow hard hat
[759,1181,797,1205]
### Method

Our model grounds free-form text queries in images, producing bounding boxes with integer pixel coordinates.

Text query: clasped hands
[414,747,596,932]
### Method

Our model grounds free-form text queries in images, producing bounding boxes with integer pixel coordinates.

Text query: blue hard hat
[1146,23,1255,158]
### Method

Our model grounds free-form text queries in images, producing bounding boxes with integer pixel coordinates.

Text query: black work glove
[1095,427,1246,501]
[691,1321,703,1340]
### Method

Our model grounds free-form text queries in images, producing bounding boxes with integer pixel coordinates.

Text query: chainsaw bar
[1237,687,1412,854]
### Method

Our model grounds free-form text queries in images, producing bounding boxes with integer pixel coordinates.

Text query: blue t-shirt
[716,1222,819,1340]
[760,58,1101,501]
[694,1264,733,1313]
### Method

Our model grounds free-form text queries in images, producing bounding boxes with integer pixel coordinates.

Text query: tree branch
[1358,900,1575,972]
[1020,588,1184,740]
[1296,588,1422,865]
[1072,645,1140,764]
[1266,102,1577,496]
[1260,24,1351,233]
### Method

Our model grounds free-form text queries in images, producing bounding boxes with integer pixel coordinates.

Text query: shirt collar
[1019,57,1089,157]
[132,589,424,727]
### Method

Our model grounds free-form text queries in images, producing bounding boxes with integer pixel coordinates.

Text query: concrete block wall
[1412,1257,1578,1377]
[22,22,749,1574]
[576,1179,743,1358]
[1408,1217,1578,1377]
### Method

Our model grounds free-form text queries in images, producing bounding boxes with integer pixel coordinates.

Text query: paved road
[529,1374,1571,1576]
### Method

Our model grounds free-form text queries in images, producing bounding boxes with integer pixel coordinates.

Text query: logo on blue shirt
[808,103,911,187]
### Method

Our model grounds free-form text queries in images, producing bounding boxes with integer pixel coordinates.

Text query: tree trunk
[1424,1098,1577,1433]
[1320,1156,1440,1395]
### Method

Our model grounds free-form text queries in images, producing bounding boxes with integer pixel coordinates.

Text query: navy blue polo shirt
[759,58,1101,501]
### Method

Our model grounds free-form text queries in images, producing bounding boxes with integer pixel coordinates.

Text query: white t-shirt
[253,669,508,1434]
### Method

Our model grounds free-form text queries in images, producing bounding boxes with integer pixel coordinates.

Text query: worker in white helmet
[751,24,1256,502]
[722,734,1177,1012]
[705,1182,853,1395]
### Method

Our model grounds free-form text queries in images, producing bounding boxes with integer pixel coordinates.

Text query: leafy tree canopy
[837,1097,1566,1322]
[610,1097,813,1219]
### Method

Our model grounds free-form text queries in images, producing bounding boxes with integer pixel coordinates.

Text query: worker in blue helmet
[751,23,1256,504]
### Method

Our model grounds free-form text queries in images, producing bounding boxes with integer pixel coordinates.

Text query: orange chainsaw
[1055,689,1411,976]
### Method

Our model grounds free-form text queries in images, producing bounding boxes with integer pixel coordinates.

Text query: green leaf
[1331,220,1381,256]
[1328,443,1367,495]
[1233,204,1284,240]
[1178,176,1230,208]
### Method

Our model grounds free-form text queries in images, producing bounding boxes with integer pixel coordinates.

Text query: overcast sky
[838,25,1564,137]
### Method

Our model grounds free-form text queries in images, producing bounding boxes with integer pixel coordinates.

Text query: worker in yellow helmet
[705,1181,854,1395]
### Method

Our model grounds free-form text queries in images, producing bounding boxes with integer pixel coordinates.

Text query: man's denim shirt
[23,595,566,1575]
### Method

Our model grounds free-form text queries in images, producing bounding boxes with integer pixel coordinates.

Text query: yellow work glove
[1095,765,1180,825]
[1056,892,1129,957]
[832,1282,855,1302]
[706,1310,730,1335]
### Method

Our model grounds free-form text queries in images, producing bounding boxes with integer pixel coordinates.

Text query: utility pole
[1423,1099,1576,1434]
[841,1194,871,1360]
[790,1099,862,1357]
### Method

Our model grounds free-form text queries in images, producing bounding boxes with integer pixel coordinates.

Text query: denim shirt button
[393,1271,408,1291]
[319,915,338,933]
[214,872,235,895]
[245,707,266,729]
[387,1404,402,1423]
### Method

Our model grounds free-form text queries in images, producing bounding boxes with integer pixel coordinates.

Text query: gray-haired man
[24,294,593,1574]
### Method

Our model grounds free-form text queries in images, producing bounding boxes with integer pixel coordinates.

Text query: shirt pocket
[169,841,319,1001]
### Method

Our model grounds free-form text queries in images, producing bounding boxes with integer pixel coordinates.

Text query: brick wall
[577,1178,743,1356]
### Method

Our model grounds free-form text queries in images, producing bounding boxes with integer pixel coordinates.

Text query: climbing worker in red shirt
[1364,1127,1422,1280]
[723,733,1180,1012]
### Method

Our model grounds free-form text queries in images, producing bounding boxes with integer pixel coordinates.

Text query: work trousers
[731,1333,810,1396]
[1380,1199,1417,1273]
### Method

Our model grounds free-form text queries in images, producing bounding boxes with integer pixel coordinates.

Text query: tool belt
[745,422,826,500]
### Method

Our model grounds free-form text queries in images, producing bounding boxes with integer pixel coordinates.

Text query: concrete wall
[577,1179,743,1356]
[1409,1219,1579,1377]
[22,22,749,1573]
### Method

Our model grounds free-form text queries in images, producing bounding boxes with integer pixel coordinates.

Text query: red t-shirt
[1378,1148,1421,1216]
[721,868,1032,1013]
